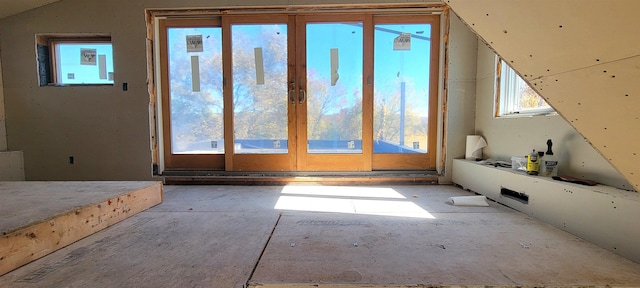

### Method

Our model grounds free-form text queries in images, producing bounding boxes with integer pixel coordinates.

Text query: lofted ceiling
[0,0,61,19]
[447,0,640,190]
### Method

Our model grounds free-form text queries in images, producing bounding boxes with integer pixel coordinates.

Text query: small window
[36,35,114,85]
[496,58,553,117]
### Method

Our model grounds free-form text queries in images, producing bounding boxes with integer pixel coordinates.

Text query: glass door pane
[373,23,431,154]
[167,27,223,154]
[231,24,289,154]
[305,22,363,154]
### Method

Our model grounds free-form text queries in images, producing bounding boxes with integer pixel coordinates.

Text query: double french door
[159,12,439,172]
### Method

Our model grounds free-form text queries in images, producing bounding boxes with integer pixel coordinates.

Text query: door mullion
[295,15,308,170]
[362,14,374,171]
[221,16,234,171]
[295,14,370,171]
[288,15,299,170]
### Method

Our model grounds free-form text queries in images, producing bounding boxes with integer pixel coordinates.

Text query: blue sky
[56,43,114,84]
[166,22,433,117]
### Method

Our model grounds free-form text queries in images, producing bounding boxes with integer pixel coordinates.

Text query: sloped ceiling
[0,0,61,19]
[447,0,640,191]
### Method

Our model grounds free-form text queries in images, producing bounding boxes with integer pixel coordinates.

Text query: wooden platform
[0,181,163,276]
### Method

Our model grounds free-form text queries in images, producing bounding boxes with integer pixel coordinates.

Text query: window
[155,11,441,171]
[496,58,553,116]
[37,35,114,85]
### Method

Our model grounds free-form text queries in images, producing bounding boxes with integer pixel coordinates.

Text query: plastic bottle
[526,149,540,175]
[541,139,558,177]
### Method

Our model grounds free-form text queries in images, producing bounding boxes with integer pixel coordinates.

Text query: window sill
[496,111,557,118]
[44,83,115,87]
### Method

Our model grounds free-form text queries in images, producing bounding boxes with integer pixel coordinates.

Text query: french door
[159,13,439,172]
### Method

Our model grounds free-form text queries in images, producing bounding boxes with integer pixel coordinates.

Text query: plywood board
[2,185,640,287]
[250,211,640,287]
[249,185,640,287]
[0,185,281,288]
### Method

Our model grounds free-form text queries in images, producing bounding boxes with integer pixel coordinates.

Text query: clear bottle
[541,139,558,177]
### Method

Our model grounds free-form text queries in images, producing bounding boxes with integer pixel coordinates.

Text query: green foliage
[374,79,428,150]
[519,82,550,109]
[306,71,362,140]
[168,28,224,144]
[231,25,288,140]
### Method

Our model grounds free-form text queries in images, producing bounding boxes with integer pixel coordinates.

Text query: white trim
[496,57,554,117]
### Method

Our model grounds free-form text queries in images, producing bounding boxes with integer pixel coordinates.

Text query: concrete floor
[2,184,640,287]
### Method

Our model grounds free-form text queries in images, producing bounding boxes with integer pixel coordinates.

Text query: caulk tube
[526,149,540,175]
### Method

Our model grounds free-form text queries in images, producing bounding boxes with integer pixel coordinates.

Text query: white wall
[439,12,477,183]
[475,41,631,190]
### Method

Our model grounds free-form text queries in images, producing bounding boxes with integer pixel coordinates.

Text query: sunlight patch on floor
[281,185,406,199]
[274,185,435,219]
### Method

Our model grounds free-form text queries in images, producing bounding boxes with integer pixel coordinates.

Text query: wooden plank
[163,175,437,185]
[2,185,640,287]
[0,182,162,276]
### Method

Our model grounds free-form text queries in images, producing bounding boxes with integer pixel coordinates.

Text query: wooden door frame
[157,10,442,172]
[295,14,374,172]
[370,14,441,170]
[159,18,225,170]
[222,15,297,171]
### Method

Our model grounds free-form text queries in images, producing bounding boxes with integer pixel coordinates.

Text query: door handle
[298,77,306,104]
[288,81,296,104]
[299,89,306,104]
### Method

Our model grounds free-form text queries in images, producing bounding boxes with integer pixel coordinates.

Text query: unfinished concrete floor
[1,184,640,287]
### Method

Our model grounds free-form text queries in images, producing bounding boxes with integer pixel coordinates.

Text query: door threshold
[159,170,439,185]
